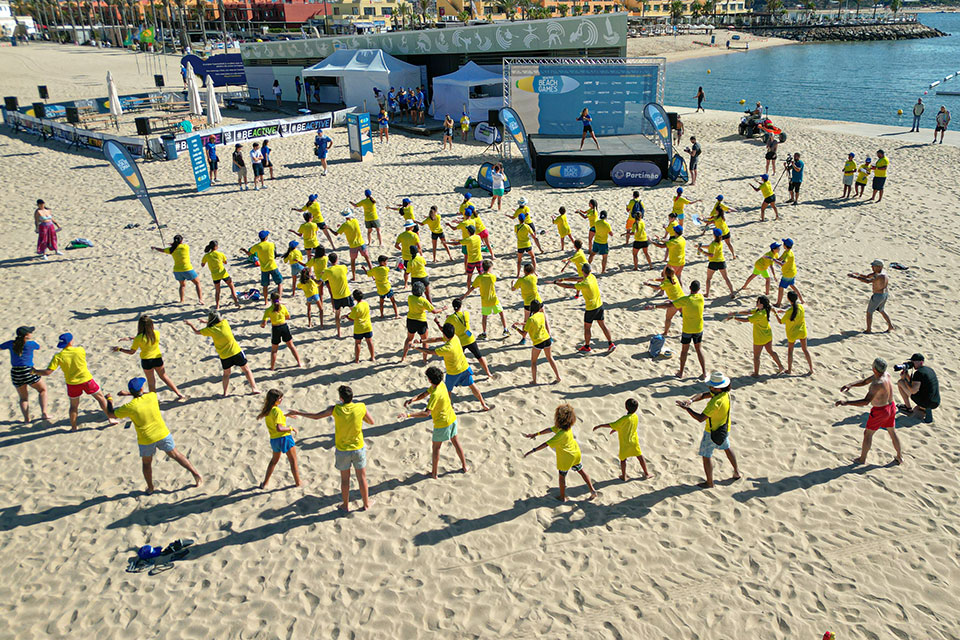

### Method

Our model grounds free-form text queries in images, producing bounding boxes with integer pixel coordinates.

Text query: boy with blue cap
[106,377,202,494]
[351,189,381,247]
[245,230,283,303]
[34,332,116,431]
[774,238,804,308]
[314,129,332,176]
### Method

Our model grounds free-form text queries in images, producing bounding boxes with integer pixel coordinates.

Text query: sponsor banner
[610,160,663,187]
[668,154,689,183]
[643,102,672,161]
[474,122,502,145]
[499,107,532,171]
[544,162,597,189]
[181,53,247,87]
[102,139,163,241]
[6,111,146,157]
[20,93,159,117]
[476,162,511,194]
[346,112,373,161]
[186,135,211,192]
[172,112,333,154]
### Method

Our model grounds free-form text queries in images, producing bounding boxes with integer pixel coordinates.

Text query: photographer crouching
[896,353,940,423]
[785,153,803,205]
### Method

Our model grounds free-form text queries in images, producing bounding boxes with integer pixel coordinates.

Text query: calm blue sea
[664,12,960,126]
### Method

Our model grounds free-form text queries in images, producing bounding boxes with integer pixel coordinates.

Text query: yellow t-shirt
[759,181,774,198]
[459,199,475,215]
[780,249,797,278]
[673,293,704,334]
[298,278,320,298]
[164,244,193,272]
[301,201,324,225]
[672,196,690,215]
[523,312,550,345]
[337,219,364,249]
[262,304,290,327]
[199,320,242,359]
[265,406,291,440]
[435,335,469,375]
[586,207,599,227]
[575,273,602,311]
[358,198,378,222]
[749,308,773,345]
[874,157,888,178]
[611,413,641,460]
[283,249,303,266]
[114,392,170,445]
[400,204,415,221]
[132,332,162,360]
[307,255,328,277]
[515,223,533,250]
[780,303,808,342]
[427,383,457,430]
[754,250,778,272]
[298,222,319,249]
[512,205,531,221]
[408,255,427,279]
[367,265,392,296]
[547,426,582,471]
[455,220,472,241]
[660,277,683,301]
[46,346,93,385]
[475,273,499,307]
[703,391,730,434]
[460,115,470,130]
[323,265,351,300]
[444,311,476,347]
[666,237,686,267]
[713,215,730,236]
[333,402,366,451]
[464,235,483,263]
[470,215,487,234]
[396,230,420,261]
[856,163,871,184]
[249,241,278,273]
[407,295,434,321]
[843,160,857,176]
[422,214,443,234]
[513,274,541,305]
[553,213,571,237]
[201,250,229,280]
[706,240,725,263]
[711,201,730,218]
[570,250,587,276]
[632,219,648,242]
[348,301,373,334]
[593,219,612,245]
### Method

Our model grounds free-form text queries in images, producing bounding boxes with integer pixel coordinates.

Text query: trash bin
[161,134,178,160]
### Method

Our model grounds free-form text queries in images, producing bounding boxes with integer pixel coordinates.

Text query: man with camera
[785,152,803,205]
[896,354,940,423]
[836,357,903,466]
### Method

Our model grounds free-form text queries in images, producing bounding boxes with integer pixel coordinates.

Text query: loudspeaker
[667,111,678,130]
[487,109,500,126]
[38,85,49,100]
[135,116,152,136]
[66,106,80,124]
[154,74,165,88]
[32,102,46,119]
[4,96,19,111]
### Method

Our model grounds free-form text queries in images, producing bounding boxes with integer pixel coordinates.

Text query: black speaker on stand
[154,74,165,89]
[4,96,19,112]
[135,116,152,136]
[32,102,47,119]
[38,85,49,100]
[66,106,80,124]
[487,109,501,126]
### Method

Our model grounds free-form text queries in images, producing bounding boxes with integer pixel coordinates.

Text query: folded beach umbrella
[186,62,203,117]
[107,71,123,126]
[205,74,222,126]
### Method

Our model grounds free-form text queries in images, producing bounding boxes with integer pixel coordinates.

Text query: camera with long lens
[893,361,915,372]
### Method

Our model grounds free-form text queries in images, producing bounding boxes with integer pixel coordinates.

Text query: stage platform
[529,134,668,182]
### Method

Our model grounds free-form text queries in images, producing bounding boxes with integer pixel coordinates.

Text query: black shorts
[873,176,886,191]
[681,331,703,345]
[584,306,605,324]
[517,247,532,254]
[465,341,483,360]
[354,331,373,341]
[789,181,801,193]
[633,240,650,249]
[271,324,293,345]
[208,158,219,171]
[533,337,553,350]
[263,159,273,168]
[721,233,731,240]
[708,261,727,271]
[583,125,593,133]
[432,232,445,240]
[763,195,776,204]
[317,221,327,230]
[411,277,429,288]
[689,159,699,171]
[365,220,380,229]
[140,357,164,370]
[935,125,946,132]
[911,392,940,410]
[765,151,777,160]
[558,462,583,476]
[406,318,428,335]
[333,296,354,310]
[220,351,247,369]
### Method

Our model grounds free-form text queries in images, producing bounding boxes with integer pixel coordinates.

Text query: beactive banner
[172,111,333,154]
[499,107,532,171]
[186,135,211,192]
[181,53,247,87]
[643,102,672,161]
[4,110,147,157]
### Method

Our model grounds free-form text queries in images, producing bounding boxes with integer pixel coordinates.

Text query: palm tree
[557,2,568,16]
[397,1,410,29]
[217,0,227,44]
[416,0,429,25]
[518,0,530,20]
[890,0,900,13]
[669,0,683,24]
[173,0,188,49]
[195,0,208,48]
[852,0,860,17]
[765,0,782,23]
[702,0,715,22]
[501,0,518,20]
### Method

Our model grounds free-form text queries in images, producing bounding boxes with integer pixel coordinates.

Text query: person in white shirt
[910,98,924,132]
[489,163,505,211]
[250,142,266,191]
[934,106,950,144]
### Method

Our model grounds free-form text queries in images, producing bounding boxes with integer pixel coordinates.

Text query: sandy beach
[1,44,958,638]
[627,30,796,61]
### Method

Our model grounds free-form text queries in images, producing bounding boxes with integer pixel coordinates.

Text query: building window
[364,7,375,14]
[333,6,340,13]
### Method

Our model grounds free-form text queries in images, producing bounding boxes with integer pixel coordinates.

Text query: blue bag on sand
[649,334,665,358]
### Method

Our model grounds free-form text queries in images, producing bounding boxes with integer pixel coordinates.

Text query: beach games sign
[103,139,164,242]
[499,107,532,171]
[643,102,672,161]
[545,162,597,189]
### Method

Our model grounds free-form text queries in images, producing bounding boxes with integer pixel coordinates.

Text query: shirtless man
[836,357,903,465]
[847,259,893,333]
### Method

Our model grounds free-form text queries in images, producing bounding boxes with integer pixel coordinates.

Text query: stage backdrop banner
[643,102,672,161]
[186,135,211,192]
[103,139,163,241]
[507,58,664,136]
[499,107,532,171]
[181,53,247,87]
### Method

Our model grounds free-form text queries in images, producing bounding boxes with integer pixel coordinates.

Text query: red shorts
[67,378,100,398]
[479,230,489,240]
[466,261,483,274]
[865,402,895,431]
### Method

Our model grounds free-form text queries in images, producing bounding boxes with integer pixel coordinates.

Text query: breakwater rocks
[747,22,945,42]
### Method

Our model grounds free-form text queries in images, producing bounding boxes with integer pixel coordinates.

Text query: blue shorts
[591,242,609,255]
[432,420,458,442]
[779,277,795,288]
[335,446,367,470]
[306,294,320,303]
[444,366,475,392]
[270,435,295,453]
[139,433,175,457]
[380,290,395,299]
[698,429,730,458]
[290,263,304,276]
[174,270,199,282]
[261,268,283,287]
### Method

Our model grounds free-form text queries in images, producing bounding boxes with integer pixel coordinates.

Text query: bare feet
[730,473,742,481]
[851,456,866,465]
[587,491,598,500]
[193,474,203,487]
[697,481,714,489]
[259,481,267,490]
[338,503,350,513]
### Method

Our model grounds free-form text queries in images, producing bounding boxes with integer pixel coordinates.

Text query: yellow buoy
[707,69,711,74]
[897,109,903,115]
[739,99,745,105]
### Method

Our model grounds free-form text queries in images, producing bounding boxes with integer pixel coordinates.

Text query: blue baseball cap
[56,332,73,349]
[258,230,269,240]
[674,225,684,234]
[866,157,872,162]
[782,238,794,248]
[128,377,147,393]
[770,241,781,250]
[364,189,372,197]
[716,194,724,201]
[713,228,722,236]
[464,192,472,199]
[761,174,769,181]
[465,205,475,215]
[518,213,526,222]
[848,152,855,158]
[288,240,299,248]
[676,187,683,194]
[308,193,318,201]
[402,198,411,205]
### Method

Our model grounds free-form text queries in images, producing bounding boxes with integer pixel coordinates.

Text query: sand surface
[627,30,796,61]
[1,44,959,639]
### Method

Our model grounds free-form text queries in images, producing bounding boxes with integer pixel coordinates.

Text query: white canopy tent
[429,62,503,122]
[302,49,420,115]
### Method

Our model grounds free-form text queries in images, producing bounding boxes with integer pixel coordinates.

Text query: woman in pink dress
[34,199,62,259]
